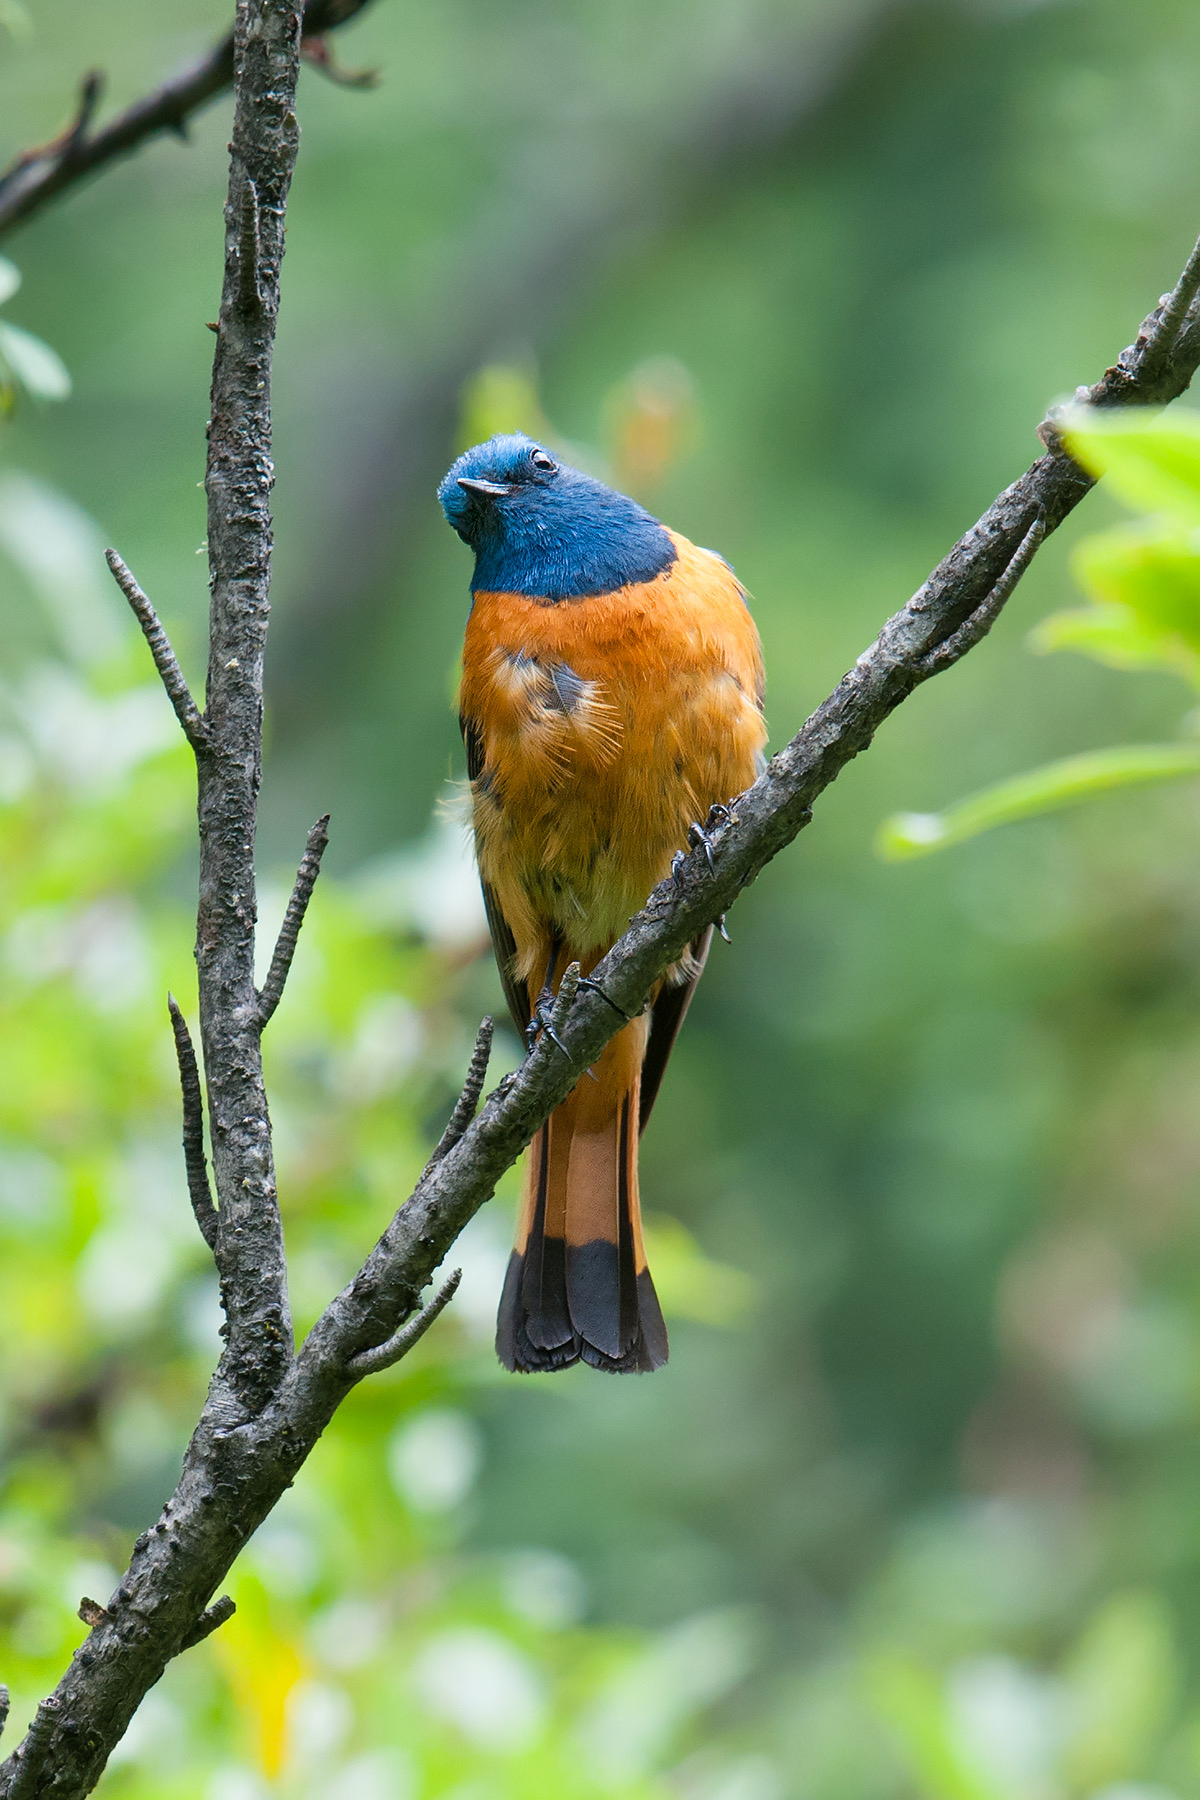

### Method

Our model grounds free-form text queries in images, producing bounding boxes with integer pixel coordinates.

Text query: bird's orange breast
[460,531,766,968]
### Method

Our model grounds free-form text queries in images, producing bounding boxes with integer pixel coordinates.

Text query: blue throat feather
[438,432,677,601]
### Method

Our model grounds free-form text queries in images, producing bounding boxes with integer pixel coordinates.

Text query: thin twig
[105,551,208,751]
[0,0,382,241]
[257,816,330,1026]
[167,996,218,1254]
[919,510,1047,675]
[422,1018,494,1175]
[1136,227,1200,385]
[301,34,380,87]
[347,1270,462,1378]
[179,1595,235,1650]
[64,73,104,157]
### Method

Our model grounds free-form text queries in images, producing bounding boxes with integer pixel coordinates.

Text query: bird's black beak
[458,477,512,499]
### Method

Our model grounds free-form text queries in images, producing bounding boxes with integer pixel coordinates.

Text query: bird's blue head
[437,432,677,600]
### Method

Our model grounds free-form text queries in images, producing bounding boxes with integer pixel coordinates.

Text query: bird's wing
[638,926,713,1135]
[461,712,531,1036]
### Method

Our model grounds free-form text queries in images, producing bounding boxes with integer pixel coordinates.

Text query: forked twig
[167,997,218,1254]
[257,816,331,1026]
[422,1017,494,1174]
[179,1595,236,1650]
[1136,226,1200,384]
[0,0,384,242]
[105,551,208,751]
[346,1270,463,1378]
[919,509,1048,676]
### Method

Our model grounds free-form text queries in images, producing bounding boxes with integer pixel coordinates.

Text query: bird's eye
[530,449,556,473]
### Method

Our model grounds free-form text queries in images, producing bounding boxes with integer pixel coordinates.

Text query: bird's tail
[496,1016,668,1374]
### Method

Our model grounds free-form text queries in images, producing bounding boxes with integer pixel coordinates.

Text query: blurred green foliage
[881,410,1200,859]
[0,255,70,414]
[7,1,1200,1796]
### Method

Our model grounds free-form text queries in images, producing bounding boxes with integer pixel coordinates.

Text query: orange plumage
[442,437,765,1372]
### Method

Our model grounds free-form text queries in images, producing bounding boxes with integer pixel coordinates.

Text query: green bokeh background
[4,1,1200,1795]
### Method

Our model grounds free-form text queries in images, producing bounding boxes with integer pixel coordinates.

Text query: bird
[439,432,766,1373]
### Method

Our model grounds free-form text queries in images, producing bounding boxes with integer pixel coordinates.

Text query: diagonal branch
[105,550,209,751]
[0,0,383,241]
[167,996,218,1255]
[257,815,330,1026]
[280,225,1200,1409]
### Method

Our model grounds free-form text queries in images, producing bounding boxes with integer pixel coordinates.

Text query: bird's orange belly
[463,575,766,967]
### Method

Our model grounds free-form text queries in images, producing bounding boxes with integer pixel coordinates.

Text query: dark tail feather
[496,1092,668,1374]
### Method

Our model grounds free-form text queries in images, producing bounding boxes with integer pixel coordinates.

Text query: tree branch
[0,0,381,241]
[275,228,1200,1436]
[256,815,330,1026]
[195,0,303,1422]
[0,6,305,1786]
[6,63,1200,1800]
[105,550,209,751]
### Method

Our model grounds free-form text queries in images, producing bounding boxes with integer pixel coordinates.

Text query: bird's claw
[670,849,687,892]
[706,800,734,830]
[715,912,731,944]
[687,821,716,873]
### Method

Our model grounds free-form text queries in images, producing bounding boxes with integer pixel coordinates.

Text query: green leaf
[0,257,20,306]
[0,322,71,401]
[1029,522,1200,684]
[867,1656,1003,1800]
[1063,407,1200,528]
[1059,1591,1178,1789]
[877,743,1200,860]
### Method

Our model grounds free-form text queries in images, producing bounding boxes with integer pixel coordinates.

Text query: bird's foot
[705,800,734,830]
[525,983,569,1058]
[687,821,716,873]
[715,912,732,944]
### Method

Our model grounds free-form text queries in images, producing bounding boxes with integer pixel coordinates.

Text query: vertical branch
[198,0,303,1415]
